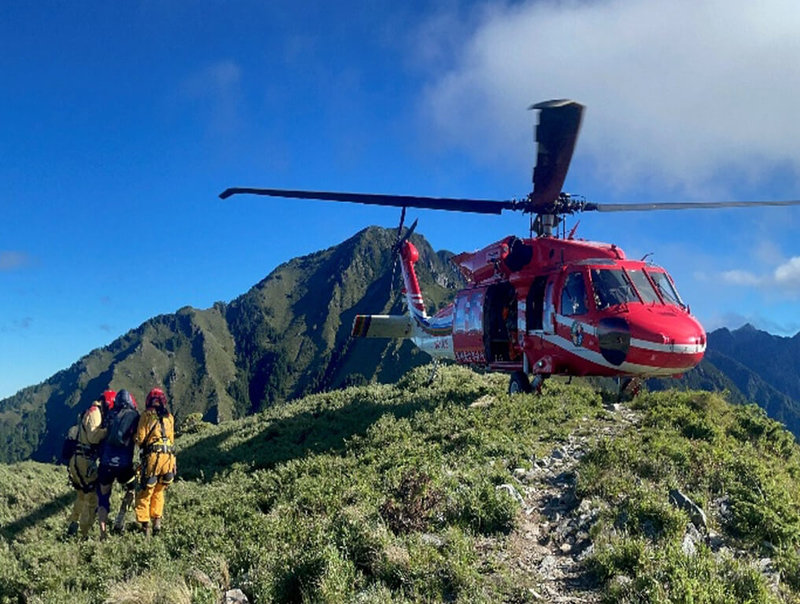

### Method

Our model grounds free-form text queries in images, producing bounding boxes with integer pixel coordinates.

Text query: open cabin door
[483,282,518,362]
[526,275,555,335]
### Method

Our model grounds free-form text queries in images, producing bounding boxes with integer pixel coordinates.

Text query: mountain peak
[0,228,463,463]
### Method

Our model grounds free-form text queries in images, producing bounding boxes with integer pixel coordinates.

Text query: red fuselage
[449,236,706,378]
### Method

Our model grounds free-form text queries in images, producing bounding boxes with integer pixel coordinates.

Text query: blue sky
[2,0,799,399]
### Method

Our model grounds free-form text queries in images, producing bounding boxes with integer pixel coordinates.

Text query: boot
[66,521,79,537]
[140,521,151,537]
[114,490,134,533]
[152,517,162,535]
[98,506,109,541]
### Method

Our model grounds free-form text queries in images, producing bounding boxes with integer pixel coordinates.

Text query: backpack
[106,406,139,448]
[60,423,79,463]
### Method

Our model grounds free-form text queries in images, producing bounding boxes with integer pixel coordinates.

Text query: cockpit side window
[648,270,685,308]
[590,269,639,310]
[627,269,661,304]
[561,271,588,316]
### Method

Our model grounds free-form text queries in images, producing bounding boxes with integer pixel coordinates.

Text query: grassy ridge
[0,227,464,465]
[2,367,800,602]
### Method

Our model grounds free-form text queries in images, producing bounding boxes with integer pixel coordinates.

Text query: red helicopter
[221,100,800,394]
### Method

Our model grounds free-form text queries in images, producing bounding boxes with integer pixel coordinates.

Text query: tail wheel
[508,371,532,394]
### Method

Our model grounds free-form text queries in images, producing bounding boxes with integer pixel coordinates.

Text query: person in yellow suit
[66,390,115,538]
[134,388,177,535]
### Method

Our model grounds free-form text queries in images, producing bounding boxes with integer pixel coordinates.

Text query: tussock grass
[103,572,193,604]
[2,367,800,602]
[579,390,800,603]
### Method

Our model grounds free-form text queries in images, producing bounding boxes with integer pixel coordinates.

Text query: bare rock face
[224,588,249,604]
[669,488,708,531]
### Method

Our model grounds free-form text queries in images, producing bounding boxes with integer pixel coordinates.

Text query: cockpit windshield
[590,269,639,309]
[648,271,685,308]
[627,269,661,304]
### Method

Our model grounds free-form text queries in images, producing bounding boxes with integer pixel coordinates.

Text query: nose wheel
[508,371,547,394]
[617,377,643,401]
[508,371,532,394]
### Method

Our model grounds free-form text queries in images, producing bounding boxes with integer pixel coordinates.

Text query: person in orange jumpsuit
[66,390,115,538]
[134,388,177,535]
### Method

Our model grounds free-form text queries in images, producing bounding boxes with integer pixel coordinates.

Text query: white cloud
[0,251,31,271]
[419,0,800,195]
[178,60,243,136]
[181,60,242,98]
[718,256,800,292]
[774,256,800,287]
[721,269,761,286]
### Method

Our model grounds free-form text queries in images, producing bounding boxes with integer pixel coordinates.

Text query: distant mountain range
[649,324,800,435]
[0,227,462,463]
[1,227,798,463]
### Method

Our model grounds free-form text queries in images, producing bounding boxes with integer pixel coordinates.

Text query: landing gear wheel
[426,359,441,386]
[617,377,643,402]
[530,373,548,394]
[508,371,532,394]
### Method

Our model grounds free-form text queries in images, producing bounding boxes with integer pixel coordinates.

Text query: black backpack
[106,406,139,448]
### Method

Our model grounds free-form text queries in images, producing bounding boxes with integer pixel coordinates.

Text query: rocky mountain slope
[2,366,799,603]
[0,227,462,463]
[2,226,799,465]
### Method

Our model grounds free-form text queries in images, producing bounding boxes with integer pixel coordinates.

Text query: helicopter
[220,99,800,394]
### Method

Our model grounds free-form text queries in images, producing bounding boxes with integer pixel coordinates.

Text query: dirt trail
[482,402,641,602]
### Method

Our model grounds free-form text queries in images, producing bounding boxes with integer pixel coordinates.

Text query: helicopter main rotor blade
[590,200,800,212]
[219,187,517,215]
[529,100,584,210]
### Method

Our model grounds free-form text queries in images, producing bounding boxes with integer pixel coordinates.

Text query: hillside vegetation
[2,366,800,603]
[2,227,800,474]
[0,227,462,464]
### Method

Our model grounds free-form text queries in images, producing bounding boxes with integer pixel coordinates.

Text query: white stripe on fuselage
[554,314,706,355]
[532,331,699,376]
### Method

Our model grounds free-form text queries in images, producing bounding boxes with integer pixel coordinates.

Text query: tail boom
[350,239,454,360]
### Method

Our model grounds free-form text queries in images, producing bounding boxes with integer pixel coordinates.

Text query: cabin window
[526,276,548,330]
[454,295,468,333]
[561,272,588,316]
[590,269,639,309]
[627,269,661,304]
[648,271,685,308]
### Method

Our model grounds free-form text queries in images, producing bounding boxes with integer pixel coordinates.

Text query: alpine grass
[1,366,799,602]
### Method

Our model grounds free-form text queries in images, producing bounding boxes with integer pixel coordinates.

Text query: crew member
[96,389,139,539]
[66,390,115,538]
[134,388,177,536]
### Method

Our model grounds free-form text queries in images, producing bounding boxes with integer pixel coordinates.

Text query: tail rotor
[389,207,418,295]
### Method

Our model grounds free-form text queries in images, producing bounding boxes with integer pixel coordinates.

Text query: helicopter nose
[627,311,706,375]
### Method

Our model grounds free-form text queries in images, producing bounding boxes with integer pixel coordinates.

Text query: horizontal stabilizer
[351,314,414,339]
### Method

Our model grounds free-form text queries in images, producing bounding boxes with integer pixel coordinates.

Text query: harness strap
[140,412,174,479]
[75,442,98,457]
[69,455,95,493]
[68,406,100,492]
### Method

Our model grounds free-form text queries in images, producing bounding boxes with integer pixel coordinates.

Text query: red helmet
[98,390,116,412]
[146,388,167,409]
